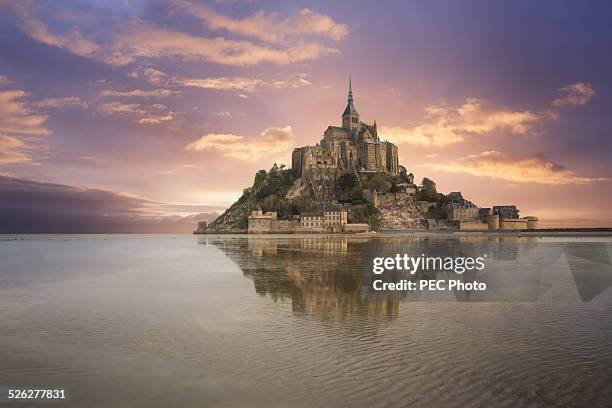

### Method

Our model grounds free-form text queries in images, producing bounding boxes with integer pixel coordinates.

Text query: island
[195,79,538,234]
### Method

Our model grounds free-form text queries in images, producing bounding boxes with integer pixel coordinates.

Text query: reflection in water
[212,236,397,322]
[208,234,612,321]
[2,235,612,407]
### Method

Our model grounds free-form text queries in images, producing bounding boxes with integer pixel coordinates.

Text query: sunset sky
[1,0,611,232]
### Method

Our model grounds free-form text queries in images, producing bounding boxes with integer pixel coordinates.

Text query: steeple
[342,76,359,130]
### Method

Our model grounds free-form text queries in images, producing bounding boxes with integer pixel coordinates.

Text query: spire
[342,75,358,118]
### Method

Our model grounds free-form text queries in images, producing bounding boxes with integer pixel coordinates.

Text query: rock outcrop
[377,195,427,230]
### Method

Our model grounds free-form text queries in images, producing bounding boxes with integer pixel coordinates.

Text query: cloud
[0,134,33,164]
[212,111,231,117]
[137,114,175,124]
[455,98,550,134]
[173,2,348,44]
[0,90,50,137]
[101,101,145,115]
[128,67,169,85]
[100,101,176,125]
[4,2,344,66]
[380,98,553,147]
[35,96,87,108]
[380,124,465,147]
[100,89,179,98]
[0,175,223,233]
[429,150,609,185]
[185,125,294,160]
[270,74,312,89]
[0,86,74,165]
[128,67,311,92]
[7,1,100,58]
[106,21,338,66]
[553,82,595,106]
[175,77,264,92]
[0,75,13,85]
[3,3,345,67]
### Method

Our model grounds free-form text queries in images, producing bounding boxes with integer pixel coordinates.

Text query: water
[1,234,612,407]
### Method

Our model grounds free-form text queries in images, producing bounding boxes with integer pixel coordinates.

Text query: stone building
[292,78,399,181]
[492,205,520,219]
[248,207,368,234]
[300,207,348,233]
[247,210,299,233]
[446,201,479,221]
[247,210,277,233]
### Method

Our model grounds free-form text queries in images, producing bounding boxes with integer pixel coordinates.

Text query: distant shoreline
[195,227,612,237]
[379,228,612,237]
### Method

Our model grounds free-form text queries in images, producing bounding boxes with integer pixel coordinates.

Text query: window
[352,117,358,123]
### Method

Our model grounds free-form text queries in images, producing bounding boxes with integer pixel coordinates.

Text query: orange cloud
[3,2,344,67]
[172,2,348,44]
[429,150,609,185]
[553,82,595,106]
[129,67,311,92]
[106,21,338,66]
[173,0,348,43]
[100,101,145,115]
[35,96,87,108]
[0,134,33,164]
[380,98,553,147]
[176,77,264,92]
[212,111,231,117]
[0,81,79,165]
[100,89,179,98]
[100,101,177,125]
[380,124,465,147]
[137,114,175,125]
[0,90,50,137]
[185,126,295,161]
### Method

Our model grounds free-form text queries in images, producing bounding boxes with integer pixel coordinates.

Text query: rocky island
[196,80,538,234]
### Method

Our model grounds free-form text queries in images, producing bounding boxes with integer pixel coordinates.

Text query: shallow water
[1,234,611,407]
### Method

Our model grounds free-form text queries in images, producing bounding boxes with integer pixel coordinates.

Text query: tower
[342,76,359,130]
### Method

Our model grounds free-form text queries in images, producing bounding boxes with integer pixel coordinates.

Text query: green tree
[370,173,391,192]
[254,170,267,187]
[427,206,446,220]
[399,166,414,184]
[420,177,437,192]
[261,194,279,212]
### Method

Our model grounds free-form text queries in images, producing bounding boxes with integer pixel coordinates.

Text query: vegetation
[208,162,463,232]
[414,177,445,202]
[338,172,359,192]
[398,166,414,184]
[352,203,381,227]
[427,206,446,220]
[254,165,298,201]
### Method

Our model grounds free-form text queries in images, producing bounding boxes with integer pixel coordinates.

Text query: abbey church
[292,79,399,180]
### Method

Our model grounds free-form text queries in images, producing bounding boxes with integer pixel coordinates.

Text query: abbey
[292,79,399,180]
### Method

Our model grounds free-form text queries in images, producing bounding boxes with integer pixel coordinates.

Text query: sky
[0,0,611,232]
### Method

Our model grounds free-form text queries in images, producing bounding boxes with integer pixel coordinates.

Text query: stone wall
[343,224,369,233]
[377,192,409,206]
[499,219,529,230]
[272,220,300,233]
[447,205,479,221]
[458,221,489,230]
[249,217,272,233]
